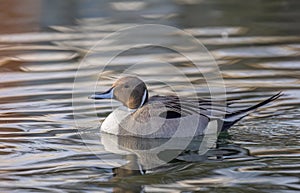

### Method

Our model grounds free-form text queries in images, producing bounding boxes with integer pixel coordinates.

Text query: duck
[90,76,282,138]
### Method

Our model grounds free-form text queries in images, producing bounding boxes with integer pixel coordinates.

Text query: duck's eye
[124,85,129,88]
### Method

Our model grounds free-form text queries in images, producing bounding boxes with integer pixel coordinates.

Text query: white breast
[101,107,131,135]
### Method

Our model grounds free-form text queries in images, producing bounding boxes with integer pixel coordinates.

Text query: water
[0,0,300,192]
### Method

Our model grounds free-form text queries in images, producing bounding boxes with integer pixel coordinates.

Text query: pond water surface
[0,0,300,192]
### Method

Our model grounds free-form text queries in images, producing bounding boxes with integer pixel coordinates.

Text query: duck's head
[90,76,149,109]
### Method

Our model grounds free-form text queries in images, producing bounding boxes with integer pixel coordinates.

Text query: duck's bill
[89,88,114,99]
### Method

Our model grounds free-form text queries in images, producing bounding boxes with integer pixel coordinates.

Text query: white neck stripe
[139,89,148,108]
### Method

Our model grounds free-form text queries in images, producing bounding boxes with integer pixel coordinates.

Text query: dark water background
[0,0,299,192]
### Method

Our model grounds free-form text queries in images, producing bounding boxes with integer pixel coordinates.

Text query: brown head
[90,76,148,109]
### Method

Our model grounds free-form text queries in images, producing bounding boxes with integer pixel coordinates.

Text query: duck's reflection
[99,132,250,192]
[100,132,250,169]
[101,133,209,170]
[111,155,144,193]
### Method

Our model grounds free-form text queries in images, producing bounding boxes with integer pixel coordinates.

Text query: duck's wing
[148,92,282,130]
[148,95,229,119]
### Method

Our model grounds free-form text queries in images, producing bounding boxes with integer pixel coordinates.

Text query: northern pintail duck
[90,76,281,138]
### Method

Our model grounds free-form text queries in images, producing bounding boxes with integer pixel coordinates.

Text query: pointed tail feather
[221,92,283,131]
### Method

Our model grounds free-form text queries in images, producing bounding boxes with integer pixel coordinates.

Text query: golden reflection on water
[0,0,41,34]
